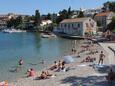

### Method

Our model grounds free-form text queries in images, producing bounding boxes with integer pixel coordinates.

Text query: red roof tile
[95,11,111,17]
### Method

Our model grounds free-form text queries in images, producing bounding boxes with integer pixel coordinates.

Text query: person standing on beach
[98,51,105,65]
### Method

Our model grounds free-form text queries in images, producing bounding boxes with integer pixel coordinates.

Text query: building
[40,20,52,26]
[0,15,9,29]
[94,11,115,31]
[83,7,102,17]
[57,17,97,36]
[71,10,80,18]
[0,13,30,29]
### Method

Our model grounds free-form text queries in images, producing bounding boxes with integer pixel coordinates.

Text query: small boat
[41,33,57,38]
[48,33,57,38]
[41,34,50,38]
[2,29,26,33]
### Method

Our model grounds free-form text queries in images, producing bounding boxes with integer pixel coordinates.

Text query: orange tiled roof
[95,11,111,17]
[60,18,89,23]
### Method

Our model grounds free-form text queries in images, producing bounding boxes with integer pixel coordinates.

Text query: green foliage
[7,16,23,29]
[7,17,15,28]
[107,17,115,31]
[24,15,31,22]
[34,10,41,26]
[56,9,69,24]
[77,11,84,18]
[67,7,72,18]
[103,1,115,12]
[15,16,23,27]
[46,13,51,20]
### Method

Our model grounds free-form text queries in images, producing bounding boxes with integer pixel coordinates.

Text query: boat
[2,29,26,33]
[41,33,50,38]
[41,33,57,38]
[48,33,57,38]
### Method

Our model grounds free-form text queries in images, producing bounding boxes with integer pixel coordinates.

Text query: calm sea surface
[0,32,82,82]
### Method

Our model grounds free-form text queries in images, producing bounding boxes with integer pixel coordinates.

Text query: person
[18,59,24,66]
[45,71,53,76]
[85,56,91,62]
[61,62,66,72]
[27,68,35,77]
[57,60,62,71]
[0,81,8,86]
[40,71,47,79]
[49,61,58,70]
[98,51,105,65]
[106,68,115,82]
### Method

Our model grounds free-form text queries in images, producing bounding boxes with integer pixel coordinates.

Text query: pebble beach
[9,41,115,86]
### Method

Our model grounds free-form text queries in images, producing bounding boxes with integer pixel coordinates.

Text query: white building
[94,11,115,31]
[83,7,102,17]
[57,17,97,36]
[40,20,52,26]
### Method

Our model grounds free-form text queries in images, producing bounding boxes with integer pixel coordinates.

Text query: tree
[7,17,15,28]
[56,9,68,24]
[67,6,72,18]
[34,10,41,26]
[107,17,115,32]
[77,11,84,18]
[103,1,115,12]
[24,15,31,22]
[46,13,51,20]
[14,16,23,28]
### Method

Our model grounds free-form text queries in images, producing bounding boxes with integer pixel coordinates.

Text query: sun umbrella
[64,55,74,64]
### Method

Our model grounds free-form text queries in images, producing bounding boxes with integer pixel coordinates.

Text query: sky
[0,0,114,15]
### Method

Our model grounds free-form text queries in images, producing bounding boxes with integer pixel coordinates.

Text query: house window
[78,23,80,28]
[68,24,70,28]
[64,24,66,27]
[72,24,74,28]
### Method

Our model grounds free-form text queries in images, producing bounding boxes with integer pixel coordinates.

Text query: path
[99,43,115,65]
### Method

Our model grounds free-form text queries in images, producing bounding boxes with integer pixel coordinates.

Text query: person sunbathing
[56,61,67,72]
[81,56,95,63]
[85,56,91,62]
[45,71,54,77]
[57,60,62,71]
[49,61,58,70]
[39,70,55,79]
[39,71,48,79]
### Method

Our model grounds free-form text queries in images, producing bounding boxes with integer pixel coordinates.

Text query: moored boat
[2,29,26,33]
[41,33,50,38]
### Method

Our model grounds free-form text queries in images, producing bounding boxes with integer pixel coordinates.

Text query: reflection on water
[34,32,41,49]
[0,32,82,82]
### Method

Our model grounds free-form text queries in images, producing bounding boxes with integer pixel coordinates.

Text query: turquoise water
[0,32,81,82]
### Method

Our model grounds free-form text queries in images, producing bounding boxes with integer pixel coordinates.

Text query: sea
[0,32,82,82]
